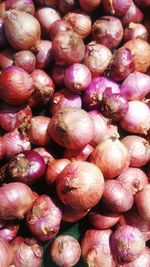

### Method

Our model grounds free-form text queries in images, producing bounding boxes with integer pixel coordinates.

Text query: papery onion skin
[49,19,72,40]
[0,221,19,242]
[118,248,150,267]
[0,48,14,70]
[117,167,148,196]
[14,50,36,73]
[78,0,102,12]
[35,40,53,69]
[51,65,66,87]
[0,182,33,220]
[64,144,94,161]
[120,100,150,135]
[56,160,104,210]
[33,147,54,164]
[26,195,62,241]
[121,1,144,27]
[135,184,150,223]
[11,236,43,267]
[0,18,8,49]
[48,107,94,149]
[102,179,133,213]
[0,237,14,267]
[110,225,145,264]
[121,135,150,167]
[60,203,88,223]
[58,0,76,14]
[5,0,35,15]
[123,23,148,42]
[0,137,5,161]
[102,0,132,17]
[90,137,130,179]
[4,10,41,51]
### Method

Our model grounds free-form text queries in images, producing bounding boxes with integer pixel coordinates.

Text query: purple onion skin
[102,0,132,17]
[118,248,150,267]
[5,0,35,15]
[82,77,120,110]
[0,221,19,242]
[134,0,150,8]
[121,1,144,27]
[0,18,8,49]
[123,23,148,42]
[110,225,145,264]
[121,71,150,101]
[35,40,53,69]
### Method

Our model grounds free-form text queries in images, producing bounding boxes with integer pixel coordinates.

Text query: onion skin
[49,19,72,40]
[135,184,150,223]
[0,182,33,220]
[4,10,41,51]
[50,235,81,267]
[118,248,150,267]
[14,50,36,73]
[78,0,102,12]
[102,0,132,17]
[0,237,14,267]
[0,18,8,49]
[61,204,88,223]
[5,0,35,15]
[58,0,76,14]
[33,147,54,164]
[121,1,144,27]
[0,48,14,70]
[56,161,104,210]
[35,40,53,70]
[0,137,5,161]
[90,137,130,179]
[123,23,148,42]
[51,65,66,87]
[0,221,19,242]
[63,144,94,161]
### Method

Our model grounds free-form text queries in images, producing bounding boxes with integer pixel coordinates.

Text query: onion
[121,71,150,101]
[81,229,116,267]
[92,16,123,49]
[82,76,120,110]
[35,40,53,69]
[51,65,66,87]
[56,161,104,210]
[35,0,58,7]
[0,137,5,160]
[135,184,150,223]
[26,195,62,241]
[28,69,55,108]
[79,0,101,12]
[134,0,150,8]
[2,129,31,158]
[0,103,32,132]
[14,50,36,73]
[118,248,150,267]
[4,10,41,51]
[60,203,88,222]
[0,182,33,220]
[0,2,6,19]
[110,225,145,264]
[102,0,132,17]
[90,137,130,179]
[121,135,150,167]
[35,7,61,37]
[50,235,81,266]
[49,19,72,40]
[28,116,51,146]
[64,11,92,39]
[5,0,35,15]
[0,237,14,267]
[50,88,82,115]
[33,147,54,164]
[83,41,112,77]
[8,150,46,185]
[89,110,119,147]
[117,167,148,195]
[0,18,8,49]
[120,101,150,135]
[48,107,94,149]
[123,39,150,73]
[102,179,133,212]
[52,30,85,66]
[0,66,34,105]
[46,158,71,185]
[11,236,43,267]
[0,48,14,70]
[58,0,76,14]
[0,221,19,242]
[121,0,144,26]
[64,63,92,92]
[123,23,148,42]
[64,144,94,161]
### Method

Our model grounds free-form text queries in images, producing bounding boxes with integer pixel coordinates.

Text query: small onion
[0,221,19,242]
[135,184,150,223]
[64,144,94,161]
[78,0,101,12]
[0,182,33,220]
[102,0,132,17]
[60,203,88,222]
[36,40,53,69]
[0,48,14,70]
[121,1,144,26]
[49,19,72,40]
[123,23,148,42]
[58,0,76,14]
[5,0,35,15]
[14,50,36,73]
[0,18,8,49]
[51,65,66,87]
[33,147,54,164]
[0,237,14,267]
[118,248,150,267]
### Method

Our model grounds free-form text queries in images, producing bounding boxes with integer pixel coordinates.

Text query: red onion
[102,0,132,17]
[49,107,94,149]
[26,195,62,241]
[58,0,76,14]
[8,150,46,185]
[64,144,94,161]
[124,23,148,42]
[117,167,148,195]
[0,66,34,105]
[28,116,51,146]
[0,2,6,19]
[102,180,133,212]
[118,248,150,267]
[33,147,54,164]
[108,47,134,82]
[49,19,72,40]
[81,229,116,267]
[35,7,61,37]
[121,1,144,26]
[56,160,104,210]
[135,184,150,223]
[92,16,123,49]
[121,135,150,167]
[0,103,32,132]
[120,101,150,135]
[135,0,150,7]
[50,88,82,115]
[110,225,145,264]
[4,10,41,51]
[102,88,129,121]
[36,40,53,69]
[60,203,88,222]
[32,191,39,202]
[121,72,150,101]
[6,0,35,15]
[0,221,19,242]
[28,69,55,108]
[46,158,71,185]
[0,136,5,160]
[11,236,43,267]
[82,76,120,110]
[35,0,58,7]
[52,30,85,66]
[14,50,36,73]
[78,0,101,12]
[64,63,92,92]
[64,11,92,39]
[90,137,130,179]
[2,129,31,158]
[123,39,150,73]
[0,237,14,267]
[0,182,33,220]
[0,48,14,70]
[89,110,119,147]
[50,235,81,266]
[83,41,112,77]
[51,65,66,87]
[0,18,8,49]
